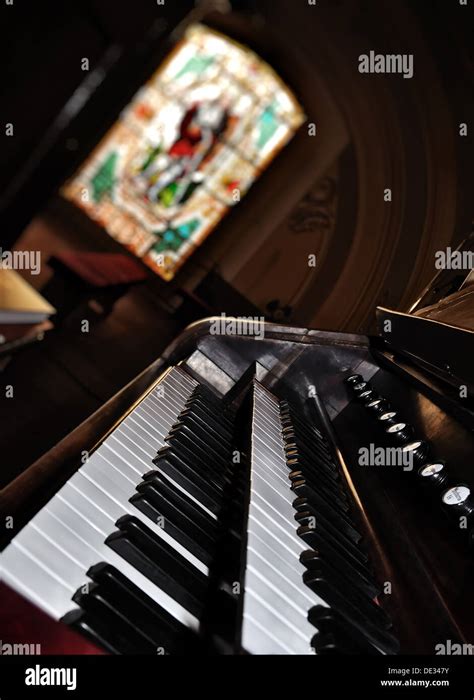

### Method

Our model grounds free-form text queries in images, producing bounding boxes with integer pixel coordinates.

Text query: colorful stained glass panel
[62,24,305,281]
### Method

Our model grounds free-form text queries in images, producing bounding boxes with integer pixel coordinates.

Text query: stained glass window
[62,24,305,281]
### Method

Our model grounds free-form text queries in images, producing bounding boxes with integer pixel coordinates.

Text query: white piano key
[131,389,179,419]
[129,397,176,428]
[106,433,153,474]
[118,422,160,458]
[1,544,77,620]
[247,527,319,607]
[252,452,290,490]
[32,509,99,570]
[168,366,197,390]
[96,443,143,481]
[150,466,218,520]
[248,505,299,561]
[144,390,185,418]
[241,382,324,655]
[253,437,285,461]
[59,481,112,534]
[245,570,315,652]
[253,427,287,457]
[246,547,311,622]
[112,427,157,465]
[1,366,199,631]
[54,486,200,626]
[123,415,163,453]
[244,589,312,655]
[41,499,199,628]
[134,402,176,434]
[71,466,209,573]
[250,480,296,531]
[13,526,85,594]
[242,613,294,655]
[251,488,303,550]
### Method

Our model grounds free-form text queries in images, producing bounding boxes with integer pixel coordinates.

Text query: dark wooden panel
[334,366,474,653]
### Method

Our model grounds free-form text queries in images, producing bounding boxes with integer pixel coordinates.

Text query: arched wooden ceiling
[189,0,473,333]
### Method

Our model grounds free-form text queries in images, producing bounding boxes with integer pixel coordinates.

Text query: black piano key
[285,439,340,481]
[165,428,230,472]
[130,487,215,566]
[289,471,350,519]
[283,427,335,462]
[303,568,393,636]
[186,394,235,428]
[138,473,219,537]
[297,526,378,598]
[291,481,362,544]
[183,408,234,438]
[301,551,389,627]
[283,416,334,448]
[293,496,364,550]
[285,438,342,477]
[159,439,226,483]
[295,509,369,569]
[153,451,224,512]
[288,469,349,511]
[309,605,383,655]
[311,630,362,655]
[87,563,200,654]
[285,437,338,474]
[284,440,342,477]
[165,434,233,488]
[150,459,221,516]
[176,411,233,449]
[72,583,158,654]
[182,401,234,433]
[280,406,331,448]
[303,571,400,654]
[287,457,341,498]
[105,515,208,617]
[286,457,340,497]
[291,478,356,527]
[282,417,333,462]
[297,528,372,595]
[189,384,227,407]
[168,422,232,466]
[62,608,125,655]
[158,434,229,492]
[282,420,334,460]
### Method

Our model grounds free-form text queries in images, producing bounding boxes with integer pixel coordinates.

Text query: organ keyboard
[2,313,474,655]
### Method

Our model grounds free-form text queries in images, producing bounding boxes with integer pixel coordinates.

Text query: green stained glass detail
[140,145,162,172]
[153,218,200,253]
[256,105,279,149]
[177,220,199,238]
[91,152,118,202]
[175,55,214,79]
[159,183,178,207]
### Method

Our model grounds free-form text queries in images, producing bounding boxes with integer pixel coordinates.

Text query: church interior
[1,0,472,487]
[1,0,474,661]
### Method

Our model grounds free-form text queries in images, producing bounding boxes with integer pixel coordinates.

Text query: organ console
[2,308,474,655]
